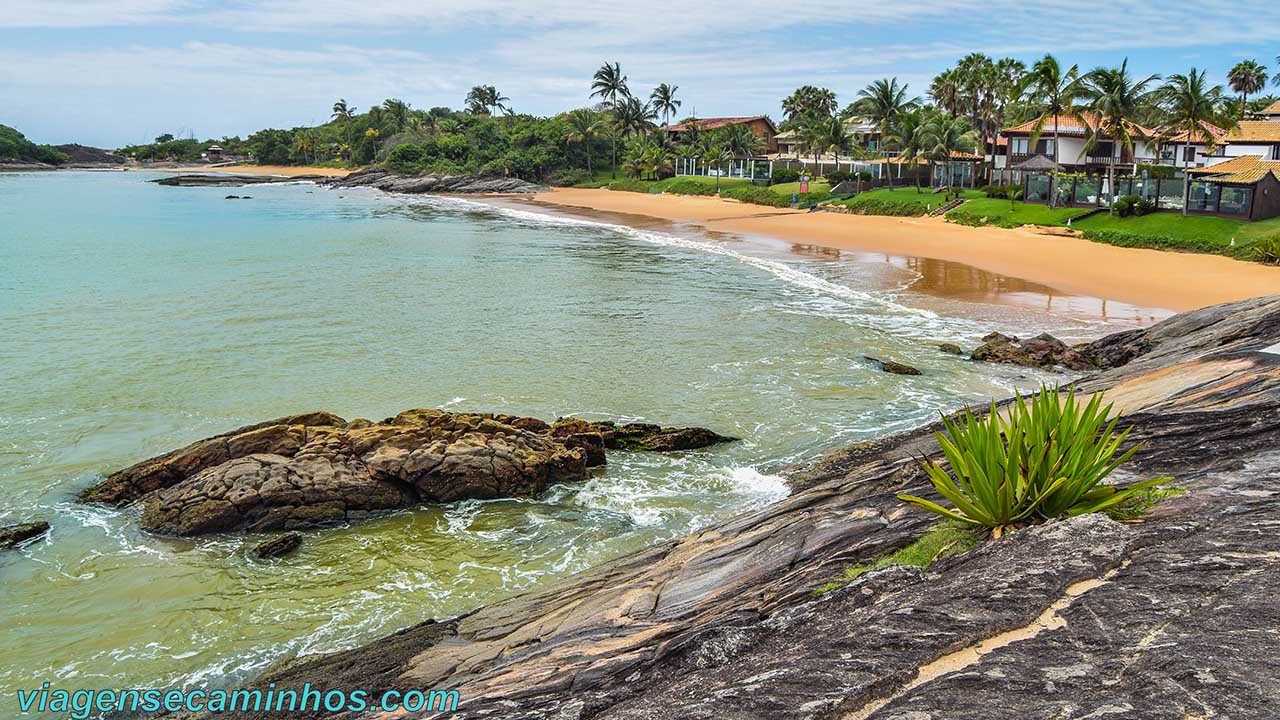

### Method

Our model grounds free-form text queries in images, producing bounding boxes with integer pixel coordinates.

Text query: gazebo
[1013,154,1064,202]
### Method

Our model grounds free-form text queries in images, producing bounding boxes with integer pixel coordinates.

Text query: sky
[3,0,1279,148]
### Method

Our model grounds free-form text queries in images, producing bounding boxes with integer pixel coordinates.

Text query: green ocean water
[0,171,1149,712]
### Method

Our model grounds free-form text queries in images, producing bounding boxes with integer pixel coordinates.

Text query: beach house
[1000,111,1160,177]
[660,116,779,154]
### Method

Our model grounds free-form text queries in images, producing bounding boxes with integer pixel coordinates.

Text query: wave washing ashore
[0,170,1174,715]
[505,187,1280,313]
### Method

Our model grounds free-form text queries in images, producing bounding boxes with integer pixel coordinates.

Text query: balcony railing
[1008,154,1167,168]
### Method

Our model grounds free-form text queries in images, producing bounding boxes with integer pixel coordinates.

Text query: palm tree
[590,61,630,179]
[564,109,602,175]
[650,84,681,128]
[804,116,848,178]
[718,123,760,157]
[331,99,356,122]
[465,85,510,116]
[1026,54,1082,208]
[930,69,962,118]
[782,86,838,124]
[1227,61,1268,119]
[381,99,411,133]
[1079,59,1159,212]
[1274,55,1280,88]
[853,78,920,189]
[922,114,978,198]
[292,130,316,164]
[701,143,734,193]
[888,110,928,193]
[613,96,657,138]
[1159,68,1231,216]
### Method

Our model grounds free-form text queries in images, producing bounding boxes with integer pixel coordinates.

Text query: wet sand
[518,188,1280,314]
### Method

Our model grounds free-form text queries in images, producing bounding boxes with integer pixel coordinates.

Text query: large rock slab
[325,168,547,194]
[85,410,736,536]
[204,295,1280,720]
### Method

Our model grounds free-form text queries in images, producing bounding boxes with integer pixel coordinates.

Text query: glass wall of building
[1186,181,1220,213]
[1217,186,1252,216]
[1073,177,1100,205]
[1157,179,1185,211]
[1025,174,1050,201]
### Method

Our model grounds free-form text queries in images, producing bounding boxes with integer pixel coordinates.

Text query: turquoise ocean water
[0,171,1161,713]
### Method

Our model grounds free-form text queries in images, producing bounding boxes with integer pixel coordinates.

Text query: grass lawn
[946,198,1085,228]
[768,181,831,197]
[1073,212,1280,242]
[946,197,1280,260]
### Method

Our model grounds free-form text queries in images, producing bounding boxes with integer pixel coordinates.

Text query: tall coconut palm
[1159,68,1231,216]
[922,114,978,197]
[590,61,630,179]
[465,85,509,116]
[381,99,411,133]
[1227,61,1268,119]
[888,110,928,193]
[650,83,681,128]
[613,96,657,138]
[930,69,962,118]
[564,109,603,175]
[853,78,920,189]
[1079,60,1159,213]
[782,86,838,123]
[331,99,356,122]
[1026,54,1082,208]
[803,115,848,177]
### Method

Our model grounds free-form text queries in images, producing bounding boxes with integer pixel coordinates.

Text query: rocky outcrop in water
[971,331,1096,370]
[251,532,303,559]
[84,410,734,536]
[862,356,923,375]
[325,168,547,194]
[152,174,327,187]
[209,296,1280,720]
[1,522,49,549]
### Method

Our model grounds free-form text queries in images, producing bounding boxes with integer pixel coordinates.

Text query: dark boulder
[938,342,964,356]
[0,522,49,549]
[971,332,1096,371]
[560,420,738,452]
[252,532,303,559]
[863,356,924,375]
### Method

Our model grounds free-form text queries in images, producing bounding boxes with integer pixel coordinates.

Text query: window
[1044,139,1055,157]
[1012,138,1030,155]
[1183,146,1196,162]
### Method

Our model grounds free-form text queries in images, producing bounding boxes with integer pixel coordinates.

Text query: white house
[1000,112,1160,179]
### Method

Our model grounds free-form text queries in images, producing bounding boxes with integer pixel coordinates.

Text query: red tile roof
[662,116,774,132]
[1161,119,1230,144]
[1002,111,1155,139]
[1261,99,1280,116]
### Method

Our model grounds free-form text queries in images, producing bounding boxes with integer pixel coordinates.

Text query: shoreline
[507,188,1280,314]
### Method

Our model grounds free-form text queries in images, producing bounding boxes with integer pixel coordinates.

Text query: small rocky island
[81,410,734,536]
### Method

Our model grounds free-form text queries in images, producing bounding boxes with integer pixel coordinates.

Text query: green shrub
[607,178,652,193]
[980,184,1023,199]
[770,167,800,184]
[1132,197,1154,216]
[1080,228,1248,258]
[946,210,987,226]
[843,196,929,217]
[898,385,1166,536]
[1112,198,1133,217]
[824,170,853,184]
[660,178,718,196]
[720,184,791,207]
[1254,234,1280,264]
[547,168,591,187]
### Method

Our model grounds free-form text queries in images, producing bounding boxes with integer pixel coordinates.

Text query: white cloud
[2,0,1277,145]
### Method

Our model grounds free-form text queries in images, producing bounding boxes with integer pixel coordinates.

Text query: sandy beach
[511,188,1280,313]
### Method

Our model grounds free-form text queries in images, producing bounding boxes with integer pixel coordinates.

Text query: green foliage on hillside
[0,125,68,164]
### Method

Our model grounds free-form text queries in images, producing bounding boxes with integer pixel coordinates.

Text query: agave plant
[899,385,1164,537]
